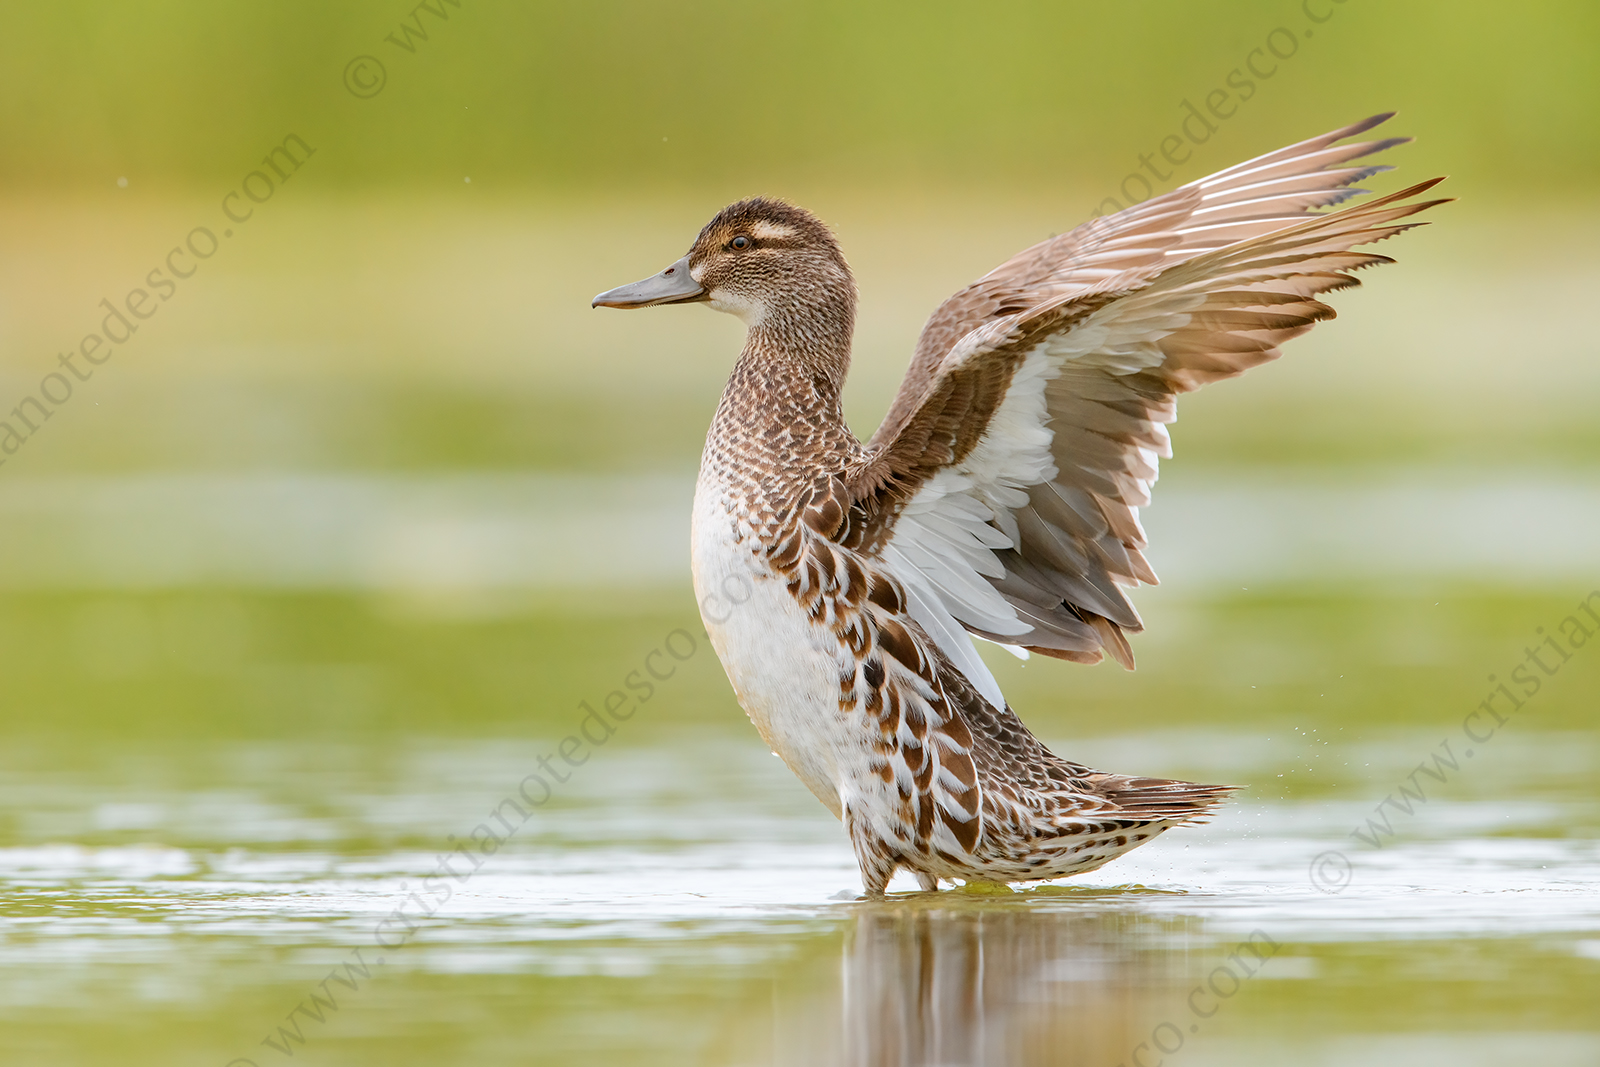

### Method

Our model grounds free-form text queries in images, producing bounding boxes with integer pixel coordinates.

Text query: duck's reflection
[766,895,1194,1067]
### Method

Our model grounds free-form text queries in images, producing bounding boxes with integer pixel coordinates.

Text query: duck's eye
[730,236,752,250]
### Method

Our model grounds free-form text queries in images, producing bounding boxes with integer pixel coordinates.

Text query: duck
[592,113,1446,895]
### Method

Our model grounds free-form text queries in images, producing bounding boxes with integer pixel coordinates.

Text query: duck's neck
[705,294,860,500]
[747,291,853,388]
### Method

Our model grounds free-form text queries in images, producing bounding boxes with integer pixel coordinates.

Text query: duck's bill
[591,256,707,308]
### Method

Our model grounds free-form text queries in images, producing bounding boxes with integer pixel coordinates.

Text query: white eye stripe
[750,221,799,241]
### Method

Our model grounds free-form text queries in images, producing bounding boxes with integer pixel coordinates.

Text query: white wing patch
[881,292,1204,701]
[1046,288,1205,374]
[881,544,1008,713]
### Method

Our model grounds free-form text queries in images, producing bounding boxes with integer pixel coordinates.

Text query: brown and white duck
[593,114,1446,895]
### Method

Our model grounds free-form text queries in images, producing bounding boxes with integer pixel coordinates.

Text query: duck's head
[592,197,854,330]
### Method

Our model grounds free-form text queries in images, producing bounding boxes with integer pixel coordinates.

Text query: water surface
[4,699,1597,1065]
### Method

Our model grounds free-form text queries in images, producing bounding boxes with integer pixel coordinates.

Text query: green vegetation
[3,1,1599,199]
[4,585,1593,756]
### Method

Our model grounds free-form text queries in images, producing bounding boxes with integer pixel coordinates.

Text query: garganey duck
[593,114,1446,895]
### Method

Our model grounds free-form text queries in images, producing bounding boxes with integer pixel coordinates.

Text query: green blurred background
[4,0,1599,193]
[2,3,1598,1065]
[2,0,1596,738]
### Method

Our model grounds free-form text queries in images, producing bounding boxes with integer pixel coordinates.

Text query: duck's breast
[690,472,863,819]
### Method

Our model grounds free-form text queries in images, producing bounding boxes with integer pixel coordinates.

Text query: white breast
[690,471,859,819]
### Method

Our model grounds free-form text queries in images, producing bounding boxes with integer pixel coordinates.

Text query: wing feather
[847,116,1447,677]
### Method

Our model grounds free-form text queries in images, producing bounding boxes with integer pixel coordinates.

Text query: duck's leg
[847,808,898,897]
[860,859,896,897]
[915,872,940,892]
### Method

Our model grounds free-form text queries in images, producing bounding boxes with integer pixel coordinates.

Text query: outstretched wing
[873,113,1411,445]
[847,115,1448,672]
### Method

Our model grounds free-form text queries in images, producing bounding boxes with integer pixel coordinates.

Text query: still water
[4,703,1598,1065]
[2,468,1598,1066]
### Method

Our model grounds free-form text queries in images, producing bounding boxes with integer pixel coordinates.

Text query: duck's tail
[1085,771,1240,825]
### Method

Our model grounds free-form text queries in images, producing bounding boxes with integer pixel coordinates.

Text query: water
[4,469,1598,592]
[0,485,1595,1066]
[2,465,1596,1063]
[4,716,1598,1066]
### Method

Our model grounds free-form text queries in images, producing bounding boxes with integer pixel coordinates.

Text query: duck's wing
[845,121,1447,676]
[872,113,1410,447]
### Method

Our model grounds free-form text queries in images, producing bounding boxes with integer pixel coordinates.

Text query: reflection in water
[769,898,1193,1067]
[3,729,1597,1067]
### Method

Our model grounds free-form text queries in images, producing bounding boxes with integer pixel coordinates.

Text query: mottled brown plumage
[593,115,1447,894]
